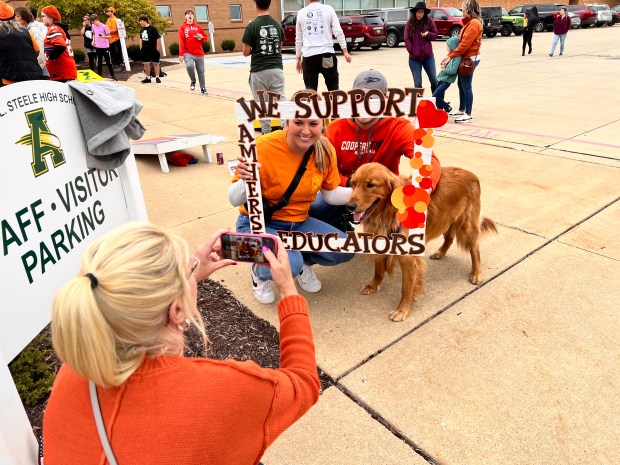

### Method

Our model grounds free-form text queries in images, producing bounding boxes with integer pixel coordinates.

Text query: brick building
[6,0,617,54]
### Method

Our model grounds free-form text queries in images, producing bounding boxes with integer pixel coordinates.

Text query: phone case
[220,233,278,264]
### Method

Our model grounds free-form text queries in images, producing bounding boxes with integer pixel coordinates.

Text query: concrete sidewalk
[127,26,619,465]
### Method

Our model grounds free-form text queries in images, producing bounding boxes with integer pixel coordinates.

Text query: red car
[281,12,364,51]
[566,5,597,28]
[344,15,387,50]
[428,7,465,37]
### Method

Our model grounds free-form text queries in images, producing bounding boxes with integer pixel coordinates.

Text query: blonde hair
[51,222,207,387]
[462,0,481,21]
[288,89,333,173]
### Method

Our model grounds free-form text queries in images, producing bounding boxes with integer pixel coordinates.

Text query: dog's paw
[469,273,484,285]
[360,282,379,295]
[389,308,410,322]
[429,251,445,260]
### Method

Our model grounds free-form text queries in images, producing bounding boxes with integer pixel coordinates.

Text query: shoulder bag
[458,57,474,77]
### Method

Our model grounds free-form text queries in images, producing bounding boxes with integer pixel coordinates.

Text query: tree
[28,0,169,37]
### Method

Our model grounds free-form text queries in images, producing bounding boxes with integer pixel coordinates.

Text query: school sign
[0,81,147,462]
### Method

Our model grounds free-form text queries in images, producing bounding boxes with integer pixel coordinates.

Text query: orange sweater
[43,295,320,465]
[449,17,482,59]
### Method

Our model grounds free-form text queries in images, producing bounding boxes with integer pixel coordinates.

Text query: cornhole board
[131,134,227,173]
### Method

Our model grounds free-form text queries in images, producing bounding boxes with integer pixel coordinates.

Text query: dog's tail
[480,217,499,236]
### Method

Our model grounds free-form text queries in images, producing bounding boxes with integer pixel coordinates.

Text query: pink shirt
[91,23,110,48]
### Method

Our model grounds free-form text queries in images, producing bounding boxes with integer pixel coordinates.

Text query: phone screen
[220,233,277,264]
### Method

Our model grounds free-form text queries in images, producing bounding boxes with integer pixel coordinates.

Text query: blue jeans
[550,33,567,55]
[432,81,452,111]
[236,214,353,281]
[456,59,480,116]
[408,56,438,93]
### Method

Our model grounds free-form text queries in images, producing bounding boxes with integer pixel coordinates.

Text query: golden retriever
[346,163,498,321]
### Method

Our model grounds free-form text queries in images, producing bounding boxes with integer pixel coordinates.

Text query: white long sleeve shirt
[295,2,347,58]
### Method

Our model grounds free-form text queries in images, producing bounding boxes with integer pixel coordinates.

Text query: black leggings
[522,30,533,54]
[96,48,115,78]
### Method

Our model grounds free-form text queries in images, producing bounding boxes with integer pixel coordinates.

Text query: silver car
[568,11,581,28]
[587,4,612,26]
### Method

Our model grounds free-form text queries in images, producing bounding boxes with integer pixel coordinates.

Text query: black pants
[86,51,97,72]
[522,30,533,54]
[109,40,122,66]
[96,48,115,78]
[301,53,339,91]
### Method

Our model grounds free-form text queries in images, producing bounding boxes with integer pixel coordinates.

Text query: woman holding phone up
[43,222,320,464]
[229,100,354,304]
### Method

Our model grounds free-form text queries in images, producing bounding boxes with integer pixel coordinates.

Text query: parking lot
[128,24,620,465]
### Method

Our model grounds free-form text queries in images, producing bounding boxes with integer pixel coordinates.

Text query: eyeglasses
[40,13,48,18]
[187,256,200,279]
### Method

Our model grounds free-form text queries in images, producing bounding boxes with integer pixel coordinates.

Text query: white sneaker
[297,263,322,293]
[448,109,464,117]
[251,265,275,304]
[455,114,474,124]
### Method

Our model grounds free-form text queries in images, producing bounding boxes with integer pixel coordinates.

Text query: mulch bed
[18,280,332,436]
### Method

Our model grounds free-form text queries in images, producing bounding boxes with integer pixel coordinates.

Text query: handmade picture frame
[233,88,448,256]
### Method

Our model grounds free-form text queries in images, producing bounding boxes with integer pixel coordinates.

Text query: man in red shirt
[178,9,208,94]
[311,69,441,223]
[40,5,76,81]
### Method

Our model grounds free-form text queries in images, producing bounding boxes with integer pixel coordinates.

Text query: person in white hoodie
[295,0,351,91]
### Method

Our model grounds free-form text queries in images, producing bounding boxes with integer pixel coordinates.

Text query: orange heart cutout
[416,100,448,129]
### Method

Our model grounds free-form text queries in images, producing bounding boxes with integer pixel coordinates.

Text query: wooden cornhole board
[131,134,227,173]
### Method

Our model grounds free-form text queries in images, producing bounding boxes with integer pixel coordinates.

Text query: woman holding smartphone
[43,222,320,464]
[229,106,354,304]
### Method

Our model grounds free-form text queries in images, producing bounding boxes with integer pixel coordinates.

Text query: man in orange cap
[105,6,122,69]
[41,5,77,81]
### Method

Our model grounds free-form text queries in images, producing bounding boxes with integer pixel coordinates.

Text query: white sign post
[208,21,215,53]
[160,32,167,58]
[117,19,130,71]
[0,81,147,460]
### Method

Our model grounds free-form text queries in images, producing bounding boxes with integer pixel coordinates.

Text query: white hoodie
[295,2,347,58]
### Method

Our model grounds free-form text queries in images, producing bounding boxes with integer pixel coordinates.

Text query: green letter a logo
[15,108,66,177]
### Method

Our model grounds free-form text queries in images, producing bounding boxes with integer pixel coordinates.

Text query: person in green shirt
[242,0,285,135]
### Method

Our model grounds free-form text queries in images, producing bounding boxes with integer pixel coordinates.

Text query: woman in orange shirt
[43,222,320,465]
[440,0,482,124]
[229,104,354,304]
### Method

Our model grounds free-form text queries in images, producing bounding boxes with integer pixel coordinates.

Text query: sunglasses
[187,256,200,279]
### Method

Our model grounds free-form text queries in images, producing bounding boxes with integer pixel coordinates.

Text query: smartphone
[220,232,278,264]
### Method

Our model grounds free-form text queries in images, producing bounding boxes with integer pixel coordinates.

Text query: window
[156,5,172,20]
[229,4,242,20]
[282,14,296,26]
[195,5,209,21]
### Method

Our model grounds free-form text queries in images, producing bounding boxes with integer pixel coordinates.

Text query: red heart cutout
[416,99,448,129]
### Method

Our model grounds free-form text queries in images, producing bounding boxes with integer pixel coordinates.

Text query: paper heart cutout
[416,100,448,129]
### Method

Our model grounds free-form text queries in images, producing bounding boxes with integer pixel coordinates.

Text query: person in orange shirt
[440,0,483,124]
[43,222,320,465]
[105,6,122,68]
[41,5,77,82]
[229,99,354,304]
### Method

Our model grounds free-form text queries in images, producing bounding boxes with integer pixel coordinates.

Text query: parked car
[567,11,581,28]
[481,6,502,37]
[586,4,612,26]
[508,3,565,32]
[428,7,465,37]
[280,12,364,51]
[611,5,620,25]
[566,5,597,28]
[344,14,386,50]
[372,8,410,48]
[500,7,525,36]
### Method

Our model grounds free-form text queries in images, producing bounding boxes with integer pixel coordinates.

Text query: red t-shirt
[324,117,441,190]
[44,24,77,81]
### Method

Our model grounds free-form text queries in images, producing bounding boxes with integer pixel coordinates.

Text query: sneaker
[444,104,452,114]
[455,114,474,124]
[297,263,322,293]
[155,77,161,84]
[201,88,208,95]
[448,109,464,117]
[141,77,151,84]
[549,53,553,57]
[190,82,196,91]
[250,265,275,304]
